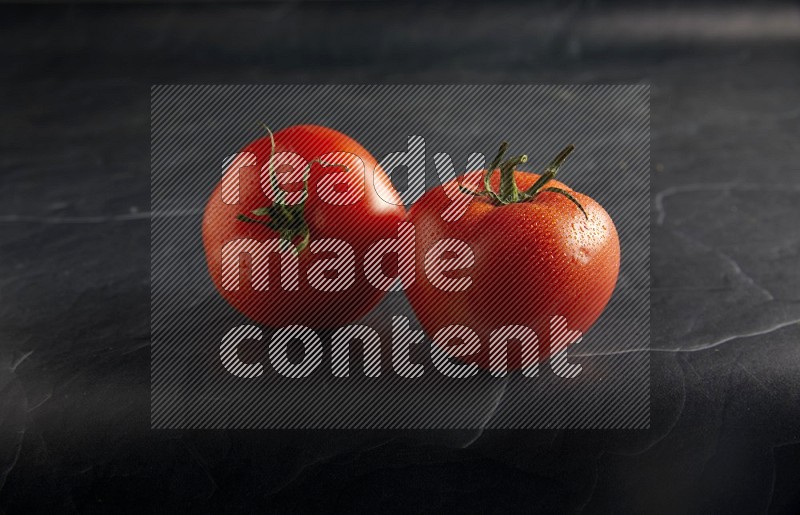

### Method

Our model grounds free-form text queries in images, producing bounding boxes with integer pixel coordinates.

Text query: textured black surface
[1,3,800,514]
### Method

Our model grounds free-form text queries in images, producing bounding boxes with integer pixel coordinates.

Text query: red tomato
[202,125,405,328]
[405,143,620,370]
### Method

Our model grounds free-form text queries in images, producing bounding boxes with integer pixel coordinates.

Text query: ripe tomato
[202,125,405,328]
[405,143,620,370]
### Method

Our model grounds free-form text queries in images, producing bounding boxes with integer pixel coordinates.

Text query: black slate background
[1,2,800,514]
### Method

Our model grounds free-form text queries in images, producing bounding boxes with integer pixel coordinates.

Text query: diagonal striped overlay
[151,85,650,429]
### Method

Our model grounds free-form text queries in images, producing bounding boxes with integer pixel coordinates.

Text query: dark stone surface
[1,2,799,513]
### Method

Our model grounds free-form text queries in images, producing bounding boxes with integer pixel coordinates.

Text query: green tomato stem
[479,142,586,218]
[235,123,313,254]
[498,154,528,203]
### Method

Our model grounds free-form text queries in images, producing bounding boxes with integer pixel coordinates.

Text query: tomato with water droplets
[405,143,620,371]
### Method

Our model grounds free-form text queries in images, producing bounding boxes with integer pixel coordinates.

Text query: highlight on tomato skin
[201,125,406,329]
[404,143,621,371]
